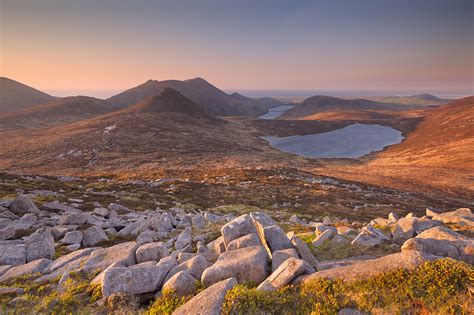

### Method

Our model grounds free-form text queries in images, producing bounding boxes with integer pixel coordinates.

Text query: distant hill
[0,96,118,130]
[355,94,451,106]
[106,78,274,116]
[0,88,288,175]
[278,95,407,120]
[255,97,286,108]
[0,77,55,113]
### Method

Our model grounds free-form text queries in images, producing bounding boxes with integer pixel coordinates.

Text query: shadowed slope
[0,77,55,113]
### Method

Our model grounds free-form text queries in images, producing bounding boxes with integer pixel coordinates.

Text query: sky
[0,0,473,98]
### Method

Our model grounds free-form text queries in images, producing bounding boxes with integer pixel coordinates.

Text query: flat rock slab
[102,265,170,297]
[0,258,51,282]
[173,277,237,315]
[81,241,138,273]
[46,248,97,274]
[297,250,439,283]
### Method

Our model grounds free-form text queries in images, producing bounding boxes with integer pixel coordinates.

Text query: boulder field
[0,193,472,313]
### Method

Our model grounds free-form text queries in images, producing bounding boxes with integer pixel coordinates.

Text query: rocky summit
[0,174,472,314]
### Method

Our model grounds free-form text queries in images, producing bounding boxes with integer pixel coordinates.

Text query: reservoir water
[259,105,295,119]
[262,124,404,158]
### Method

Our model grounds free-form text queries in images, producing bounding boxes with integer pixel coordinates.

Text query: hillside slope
[320,96,474,196]
[0,96,117,130]
[106,78,273,116]
[0,77,55,113]
[278,95,409,120]
[359,94,451,106]
[0,88,292,175]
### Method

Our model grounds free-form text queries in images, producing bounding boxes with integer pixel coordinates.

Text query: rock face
[221,214,257,246]
[102,265,169,297]
[162,270,197,296]
[298,251,439,283]
[25,228,55,262]
[258,257,313,291]
[136,242,169,263]
[201,245,269,287]
[172,277,237,315]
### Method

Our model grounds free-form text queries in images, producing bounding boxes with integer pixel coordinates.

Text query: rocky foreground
[0,186,472,313]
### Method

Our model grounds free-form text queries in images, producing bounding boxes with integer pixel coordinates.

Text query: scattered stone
[175,227,192,250]
[62,231,83,245]
[93,207,109,217]
[25,227,55,262]
[59,213,89,225]
[82,226,108,247]
[9,196,39,216]
[351,226,389,248]
[192,214,206,229]
[166,255,210,282]
[289,215,305,225]
[43,202,80,213]
[312,228,336,247]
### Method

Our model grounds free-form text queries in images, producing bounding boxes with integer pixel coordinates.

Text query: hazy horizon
[1,0,472,95]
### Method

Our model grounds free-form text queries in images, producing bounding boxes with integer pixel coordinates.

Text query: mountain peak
[131,87,207,116]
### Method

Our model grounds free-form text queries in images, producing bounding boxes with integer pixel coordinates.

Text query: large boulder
[221,214,257,246]
[226,233,261,251]
[201,245,269,287]
[102,265,170,297]
[9,197,39,216]
[172,277,237,315]
[61,231,83,245]
[25,228,55,262]
[297,251,439,283]
[0,258,51,282]
[272,248,299,272]
[45,248,96,274]
[81,241,138,273]
[162,270,197,296]
[58,213,89,225]
[0,244,26,266]
[175,227,192,250]
[136,242,169,263]
[257,258,313,291]
[82,226,108,247]
[401,226,474,264]
[351,226,389,248]
[263,225,293,252]
[165,255,210,282]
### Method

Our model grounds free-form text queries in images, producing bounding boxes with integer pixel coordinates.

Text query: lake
[262,123,404,158]
[259,105,295,119]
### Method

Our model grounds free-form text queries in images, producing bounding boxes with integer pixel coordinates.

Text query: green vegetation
[148,290,191,315]
[223,259,473,314]
[0,270,101,314]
